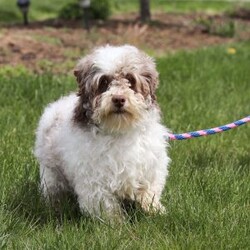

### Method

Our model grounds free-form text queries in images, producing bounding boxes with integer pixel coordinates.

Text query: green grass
[114,0,248,14]
[0,0,249,24]
[0,0,73,24]
[1,43,250,249]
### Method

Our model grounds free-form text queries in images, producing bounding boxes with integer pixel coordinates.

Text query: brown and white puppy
[35,45,170,220]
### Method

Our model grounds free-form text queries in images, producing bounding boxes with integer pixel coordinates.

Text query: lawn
[0,42,249,249]
[0,0,248,24]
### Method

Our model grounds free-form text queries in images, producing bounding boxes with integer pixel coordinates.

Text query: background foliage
[0,0,249,24]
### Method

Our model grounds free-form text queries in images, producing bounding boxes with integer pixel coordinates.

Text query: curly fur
[34,45,170,220]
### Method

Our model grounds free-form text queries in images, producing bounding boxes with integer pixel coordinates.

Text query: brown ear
[73,54,96,125]
[139,52,159,101]
[141,71,159,102]
[74,54,95,86]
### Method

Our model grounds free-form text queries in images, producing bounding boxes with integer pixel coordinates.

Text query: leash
[166,115,250,141]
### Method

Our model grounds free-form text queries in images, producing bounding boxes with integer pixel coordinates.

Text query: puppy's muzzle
[112,95,126,112]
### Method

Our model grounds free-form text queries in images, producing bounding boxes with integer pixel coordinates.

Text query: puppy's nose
[112,95,126,108]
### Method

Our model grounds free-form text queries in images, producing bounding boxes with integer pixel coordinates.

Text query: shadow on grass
[6,177,83,227]
[6,176,147,227]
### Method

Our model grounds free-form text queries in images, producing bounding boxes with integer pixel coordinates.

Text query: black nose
[112,95,126,108]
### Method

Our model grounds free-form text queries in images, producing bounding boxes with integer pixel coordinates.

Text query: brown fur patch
[73,56,96,126]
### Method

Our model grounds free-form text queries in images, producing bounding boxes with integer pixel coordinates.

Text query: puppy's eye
[126,74,136,91]
[98,75,110,94]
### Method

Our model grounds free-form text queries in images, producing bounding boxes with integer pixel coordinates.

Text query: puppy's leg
[40,165,69,203]
[74,184,123,221]
[135,190,165,214]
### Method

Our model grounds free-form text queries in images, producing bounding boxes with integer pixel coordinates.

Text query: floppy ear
[138,52,159,102]
[73,55,96,125]
[73,55,95,97]
[141,67,159,102]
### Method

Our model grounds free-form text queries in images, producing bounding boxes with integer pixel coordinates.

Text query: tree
[140,0,151,22]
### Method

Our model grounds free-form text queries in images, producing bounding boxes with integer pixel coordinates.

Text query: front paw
[141,201,166,215]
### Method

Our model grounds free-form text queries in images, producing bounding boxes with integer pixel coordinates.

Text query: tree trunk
[140,0,151,22]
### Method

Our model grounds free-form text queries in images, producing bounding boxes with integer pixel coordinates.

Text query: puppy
[34,45,170,220]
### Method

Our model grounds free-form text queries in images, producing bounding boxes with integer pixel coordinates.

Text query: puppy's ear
[138,53,159,102]
[142,69,159,102]
[73,56,94,125]
[74,55,95,98]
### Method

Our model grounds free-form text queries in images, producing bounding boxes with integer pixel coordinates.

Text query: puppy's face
[74,45,159,133]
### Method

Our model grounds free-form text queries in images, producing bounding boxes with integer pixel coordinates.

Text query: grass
[0,0,73,24]
[114,0,249,14]
[0,0,249,24]
[1,42,250,249]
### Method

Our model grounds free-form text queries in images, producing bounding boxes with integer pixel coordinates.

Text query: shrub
[195,17,235,38]
[58,2,82,20]
[90,0,111,20]
[59,0,111,21]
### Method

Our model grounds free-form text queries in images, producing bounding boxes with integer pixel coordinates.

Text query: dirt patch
[0,12,249,74]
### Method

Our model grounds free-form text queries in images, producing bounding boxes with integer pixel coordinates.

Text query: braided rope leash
[166,115,250,141]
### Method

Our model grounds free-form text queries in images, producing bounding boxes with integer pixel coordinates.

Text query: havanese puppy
[35,45,170,220]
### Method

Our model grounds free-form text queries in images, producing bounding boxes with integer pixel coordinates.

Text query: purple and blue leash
[166,116,250,141]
